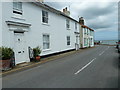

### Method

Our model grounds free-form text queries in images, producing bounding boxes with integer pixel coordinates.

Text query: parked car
[118,42,120,53]
[116,42,118,49]
[118,41,120,67]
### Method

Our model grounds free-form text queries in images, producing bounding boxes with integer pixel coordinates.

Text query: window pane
[18,2,22,10]
[42,10,48,23]
[13,2,22,15]
[75,23,77,29]
[67,36,70,45]
[43,43,46,49]
[42,17,45,23]
[43,35,46,41]
[42,11,45,16]
[13,2,17,9]
[47,43,49,49]
[45,12,48,17]
[43,35,50,49]
[44,18,48,23]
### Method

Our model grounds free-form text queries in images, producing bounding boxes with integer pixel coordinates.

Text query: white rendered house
[1,2,80,65]
[79,17,94,48]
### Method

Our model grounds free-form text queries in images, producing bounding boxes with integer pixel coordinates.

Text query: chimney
[63,7,70,16]
[36,0,44,3]
[79,17,84,25]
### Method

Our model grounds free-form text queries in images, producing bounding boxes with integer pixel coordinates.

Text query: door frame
[14,31,27,64]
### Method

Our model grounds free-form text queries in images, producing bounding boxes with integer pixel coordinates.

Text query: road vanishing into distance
[2,45,119,88]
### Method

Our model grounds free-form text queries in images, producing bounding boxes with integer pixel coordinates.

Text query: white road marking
[105,46,110,51]
[99,46,109,56]
[99,51,105,56]
[75,58,96,75]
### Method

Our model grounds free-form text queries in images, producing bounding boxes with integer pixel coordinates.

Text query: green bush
[33,46,41,57]
[0,47,14,60]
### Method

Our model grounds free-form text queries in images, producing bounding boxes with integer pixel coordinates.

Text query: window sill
[42,23,50,26]
[42,49,51,52]
[67,45,71,46]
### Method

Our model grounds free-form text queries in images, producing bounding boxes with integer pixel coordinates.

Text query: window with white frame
[13,2,22,15]
[84,38,86,45]
[90,38,93,45]
[42,10,48,23]
[87,29,89,35]
[43,34,50,49]
[67,36,70,45]
[66,19,70,29]
[75,22,77,30]
[84,38,87,45]
[84,28,86,34]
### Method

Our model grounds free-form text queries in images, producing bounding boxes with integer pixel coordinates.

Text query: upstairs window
[13,2,22,15]
[84,28,87,34]
[75,22,77,30]
[66,19,70,29]
[67,36,70,45]
[87,29,89,35]
[42,10,48,23]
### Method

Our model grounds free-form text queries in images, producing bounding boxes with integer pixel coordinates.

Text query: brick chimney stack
[79,17,84,25]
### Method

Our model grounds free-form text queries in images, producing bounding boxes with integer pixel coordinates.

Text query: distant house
[1,1,81,65]
[79,17,94,48]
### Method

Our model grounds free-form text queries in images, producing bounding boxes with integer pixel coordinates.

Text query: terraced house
[0,1,94,65]
[79,17,94,48]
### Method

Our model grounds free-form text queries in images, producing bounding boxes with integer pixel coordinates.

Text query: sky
[44,0,118,40]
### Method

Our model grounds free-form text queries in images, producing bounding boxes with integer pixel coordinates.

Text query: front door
[14,32,26,64]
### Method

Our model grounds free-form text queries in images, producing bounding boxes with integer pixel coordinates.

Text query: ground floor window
[43,34,50,49]
[90,38,93,45]
[67,36,70,45]
[84,38,87,46]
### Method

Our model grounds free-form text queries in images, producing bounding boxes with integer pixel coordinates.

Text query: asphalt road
[2,45,119,88]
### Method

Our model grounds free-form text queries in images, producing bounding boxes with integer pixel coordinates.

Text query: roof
[80,24,94,31]
[32,2,94,31]
[32,2,79,23]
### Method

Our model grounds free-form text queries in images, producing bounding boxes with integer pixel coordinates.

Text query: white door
[14,32,26,64]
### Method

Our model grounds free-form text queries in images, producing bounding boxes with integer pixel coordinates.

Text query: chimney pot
[62,7,70,16]
[79,17,84,25]
[65,7,67,10]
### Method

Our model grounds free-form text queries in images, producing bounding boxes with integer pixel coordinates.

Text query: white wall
[23,3,79,56]
[2,2,80,64]
[0,1,2,89]
[0,2,2,47]
[80,27,94,48]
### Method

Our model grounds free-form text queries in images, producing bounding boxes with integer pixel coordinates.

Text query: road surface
[2,45,119,88]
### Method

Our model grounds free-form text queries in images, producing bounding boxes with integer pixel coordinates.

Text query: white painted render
[0,2,2,47]
[1,2,80,64]
[80,25,94,48]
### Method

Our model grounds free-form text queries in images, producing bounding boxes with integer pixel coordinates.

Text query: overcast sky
[44,0,118,40]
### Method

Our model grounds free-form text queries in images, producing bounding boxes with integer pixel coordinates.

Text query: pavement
[2,45,119,88]
[1,47,90,76]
